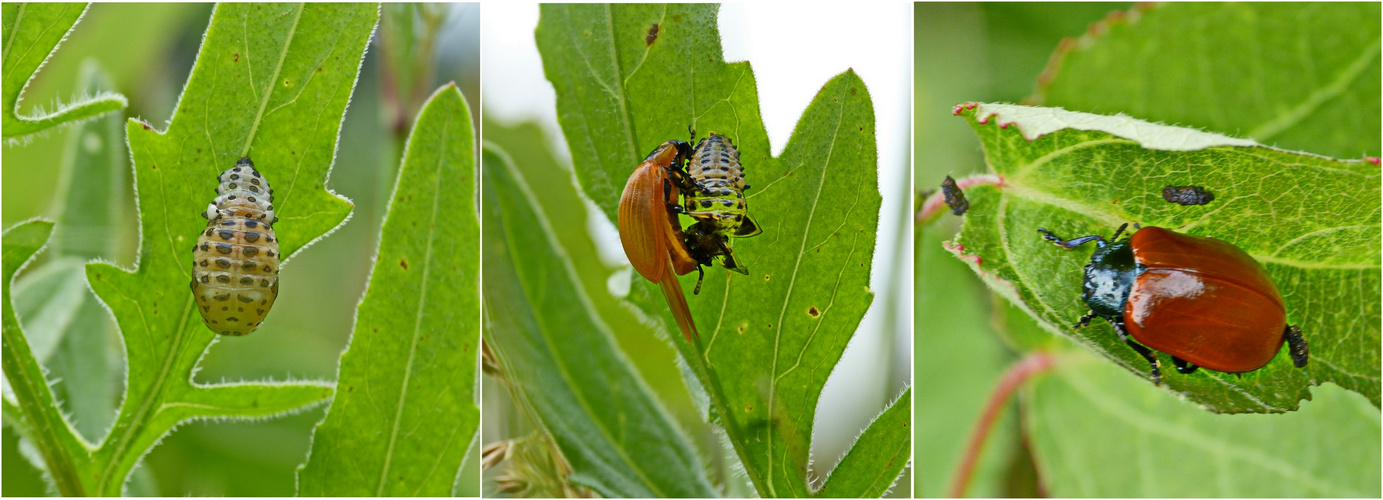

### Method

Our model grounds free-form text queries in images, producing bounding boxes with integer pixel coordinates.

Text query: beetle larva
[190,157,280,336]
[678,133,761,286]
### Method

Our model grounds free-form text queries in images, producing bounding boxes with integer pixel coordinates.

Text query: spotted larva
[190,157,280,336]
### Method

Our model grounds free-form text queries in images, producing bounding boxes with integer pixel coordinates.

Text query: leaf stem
[2,313,93,495]
[947,350,1054,498]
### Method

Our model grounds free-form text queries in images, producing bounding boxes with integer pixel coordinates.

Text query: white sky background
[482,2,912,477]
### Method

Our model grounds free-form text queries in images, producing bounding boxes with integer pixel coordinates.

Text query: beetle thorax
[1081,241,1142,320]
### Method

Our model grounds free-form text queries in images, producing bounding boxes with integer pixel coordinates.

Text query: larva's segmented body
[684,133,754,233]
[190,157,280,336]
[678,133,761,279]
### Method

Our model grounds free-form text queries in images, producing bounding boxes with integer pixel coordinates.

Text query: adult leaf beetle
[618,140,700,342]
[1037,223,1309,385]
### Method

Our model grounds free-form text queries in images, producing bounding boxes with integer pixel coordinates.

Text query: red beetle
[1037,224,1309,384]
[618,140,699,342]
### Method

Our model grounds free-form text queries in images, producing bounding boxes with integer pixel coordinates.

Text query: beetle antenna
[1110,223,1130,242]
[1037,228,1106,249]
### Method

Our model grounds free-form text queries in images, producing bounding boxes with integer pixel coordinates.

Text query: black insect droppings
[941,175,969,215]
[1162,185,1215,206]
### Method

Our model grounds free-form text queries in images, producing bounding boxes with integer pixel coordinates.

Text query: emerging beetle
[191,157,281,336]
[674,132,762,294]
[1038,223,1308,385]
[618,140,700,342]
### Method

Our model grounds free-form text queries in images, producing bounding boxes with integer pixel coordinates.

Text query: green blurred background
[912,3,1132,497]
[2,3,479,496]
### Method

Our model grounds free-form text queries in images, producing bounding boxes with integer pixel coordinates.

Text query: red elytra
[1124,227,1285,373]
[617,140,699,342]
[1038,223,1308,384]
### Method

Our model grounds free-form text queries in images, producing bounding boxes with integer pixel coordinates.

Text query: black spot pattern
[191,157,281,336]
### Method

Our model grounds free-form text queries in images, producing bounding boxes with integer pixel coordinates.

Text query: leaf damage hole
[233,52,240,62]
[807,306,821,318]
[763,274,770,281]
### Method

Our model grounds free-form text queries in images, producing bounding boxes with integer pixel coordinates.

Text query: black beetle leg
[1037,228,1106,249]
[1285,325,1309,368]
[1074,311,1097,329]
[1171,356,1199,375]
[693,265,705,295]
[1113,321,1162,385]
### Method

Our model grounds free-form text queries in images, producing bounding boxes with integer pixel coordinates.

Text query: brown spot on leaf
[400,258,409,270]
[808,306,821,318]
[645,23,659,45]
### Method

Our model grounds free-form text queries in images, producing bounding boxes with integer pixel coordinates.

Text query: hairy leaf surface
[1034,3,1382,159]
[482,146,716,498]
[2,3,126,140]
[298,84,479,496]
[952,102,1380,413]
[536,4,899,496]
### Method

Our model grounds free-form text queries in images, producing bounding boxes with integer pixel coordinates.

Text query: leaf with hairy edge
[951,102,1381,413]
[298,84,479,496]
[482,146,717,498]
[537,4,896,496]
[3,219,95,495]
[44,4,378,495]
[815,388,912,498]
[1025,352,1380,497]
[9,63,127,443]
[2,3,126,141]
[1033,3,1382,160]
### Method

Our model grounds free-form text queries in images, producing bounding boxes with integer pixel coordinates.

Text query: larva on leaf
[190,157,280,336]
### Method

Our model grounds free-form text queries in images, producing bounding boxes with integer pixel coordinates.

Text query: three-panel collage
[0,1,1377,498]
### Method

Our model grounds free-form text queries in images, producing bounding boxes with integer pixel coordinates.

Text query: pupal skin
[618,140,699,342]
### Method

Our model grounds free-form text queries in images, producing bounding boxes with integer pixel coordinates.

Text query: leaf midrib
[1,4,27,69]
[376,117,450,496]
[766,87,847,497]
[240,3,304,157]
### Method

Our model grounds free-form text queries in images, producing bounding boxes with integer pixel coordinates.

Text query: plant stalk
[947,350,1054,498]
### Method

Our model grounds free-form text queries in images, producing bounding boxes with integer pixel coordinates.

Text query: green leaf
[536,4,896,496]
[482,145,717,498]
[952,102,1381,413]
[1034,3,1382,159]
[1026,351,1381,497]
[816,388,912,498]
[65,4,376,494]
[10,62,126,443]
[2,3,127,141]
[912,226,1023,498]
[298,84,479,497]
[2,219,93,496]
